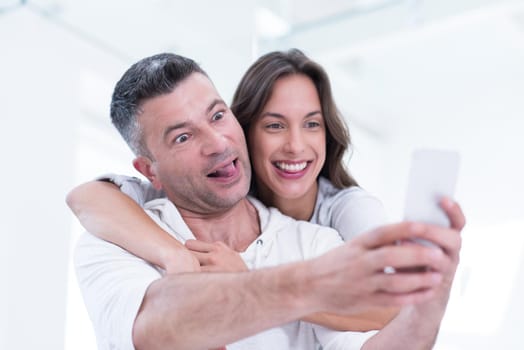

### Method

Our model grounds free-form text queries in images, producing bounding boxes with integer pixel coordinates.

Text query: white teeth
[276,162,307,172]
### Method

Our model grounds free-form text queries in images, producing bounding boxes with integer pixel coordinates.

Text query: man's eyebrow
[162,99,226,141]
[163,121,189,141]
[206,98,226,114]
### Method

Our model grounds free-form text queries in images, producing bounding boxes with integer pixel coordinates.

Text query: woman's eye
[266,123,283,129]
[212,111,224,121]
[175,134,190,143]
[305,121,321,128]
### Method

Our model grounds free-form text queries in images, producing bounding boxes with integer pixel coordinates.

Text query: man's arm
[132,222,453,350]
[133,263,310,349]
[185,238,397,331]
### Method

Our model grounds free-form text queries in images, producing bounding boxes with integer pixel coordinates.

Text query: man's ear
[133,156,163,190]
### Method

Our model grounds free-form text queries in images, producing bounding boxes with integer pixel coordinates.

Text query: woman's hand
[162,246,201,274]
[185,239,248,272]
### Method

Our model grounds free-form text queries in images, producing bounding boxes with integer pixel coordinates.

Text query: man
[73,53,464,349]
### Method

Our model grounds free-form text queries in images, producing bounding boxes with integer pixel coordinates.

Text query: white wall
[0,7,129,349]
[1,8,74,349]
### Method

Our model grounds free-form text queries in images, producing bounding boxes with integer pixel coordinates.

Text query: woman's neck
[257,181,319,222]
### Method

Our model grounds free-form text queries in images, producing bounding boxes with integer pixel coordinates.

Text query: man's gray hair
[110,53,206,158]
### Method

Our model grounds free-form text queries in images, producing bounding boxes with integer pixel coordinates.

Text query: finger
[423,225,462,259]
[189,251,215,266]
[440,197,466,231]
[374,271,443,294]
[185,239,214,253]
[374,286,437,307]
[371,245,447,272]
[358,222,430,249]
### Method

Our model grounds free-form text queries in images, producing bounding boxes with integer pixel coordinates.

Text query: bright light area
[64,116,137,350]
[441,220,524,336]
[255,7,290,39]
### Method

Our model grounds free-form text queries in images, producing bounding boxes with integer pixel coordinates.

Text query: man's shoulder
[74,231,134,260]
[143,197,196,242]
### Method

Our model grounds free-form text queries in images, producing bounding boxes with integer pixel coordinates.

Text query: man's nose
[201,127,228,156]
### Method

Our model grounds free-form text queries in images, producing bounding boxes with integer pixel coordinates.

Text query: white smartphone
[403,149,460,233]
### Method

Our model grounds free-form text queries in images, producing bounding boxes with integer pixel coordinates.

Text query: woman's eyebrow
[260,112,285,119]
[261,110,322,119]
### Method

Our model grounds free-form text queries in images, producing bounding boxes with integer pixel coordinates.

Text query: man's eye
[175,134,190,143]
[212,111,224,121]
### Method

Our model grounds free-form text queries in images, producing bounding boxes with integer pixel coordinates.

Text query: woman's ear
[133,156,163,190]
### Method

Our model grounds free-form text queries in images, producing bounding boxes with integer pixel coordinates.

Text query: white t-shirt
[75,194,376,349]
[312,177,388,241]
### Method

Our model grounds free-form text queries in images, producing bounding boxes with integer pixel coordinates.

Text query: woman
[67,49,395,330]
[232,49,386,238]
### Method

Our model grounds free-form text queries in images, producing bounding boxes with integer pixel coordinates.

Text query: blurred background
[1,0,523,349]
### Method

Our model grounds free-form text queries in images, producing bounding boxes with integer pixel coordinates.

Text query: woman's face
[248,74,326,201]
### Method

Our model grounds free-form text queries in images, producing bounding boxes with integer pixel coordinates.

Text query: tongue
[213,162,236,177]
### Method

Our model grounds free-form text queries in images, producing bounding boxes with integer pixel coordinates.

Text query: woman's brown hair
[231,48,358,190]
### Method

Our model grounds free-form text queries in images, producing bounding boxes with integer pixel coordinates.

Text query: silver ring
[383,266,396,274]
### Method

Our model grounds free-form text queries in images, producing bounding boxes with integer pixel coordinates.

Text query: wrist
[400,305,442,341]
[290,259,322,315]
[160,242,199,274]
[275,260,318,317]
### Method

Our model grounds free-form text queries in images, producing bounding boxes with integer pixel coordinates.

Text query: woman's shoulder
[317,177,376,203]
[314,177,387,236]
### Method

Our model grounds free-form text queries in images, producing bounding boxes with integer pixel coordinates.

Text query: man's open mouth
[207,159,238,178]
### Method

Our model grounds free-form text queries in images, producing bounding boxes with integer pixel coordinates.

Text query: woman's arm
[303,309,398,331]
[66,180,199,273]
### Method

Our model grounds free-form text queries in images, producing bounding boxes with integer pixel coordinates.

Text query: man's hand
[406,198,465,319]
[307,201,464,315]
[360,198,465,350]
[185,239,249,272]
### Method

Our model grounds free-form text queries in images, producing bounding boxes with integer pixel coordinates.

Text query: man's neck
[178,198,260,252]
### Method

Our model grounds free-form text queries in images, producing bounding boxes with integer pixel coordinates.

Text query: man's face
[135,73,251,214]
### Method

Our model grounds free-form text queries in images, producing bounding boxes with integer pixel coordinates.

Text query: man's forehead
[141,74,222,119]
[180,72,220,99]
